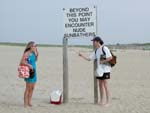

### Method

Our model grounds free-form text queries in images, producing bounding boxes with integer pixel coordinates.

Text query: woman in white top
[79,37,112,107]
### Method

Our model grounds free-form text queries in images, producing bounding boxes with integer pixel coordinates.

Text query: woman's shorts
[96,73,110,80]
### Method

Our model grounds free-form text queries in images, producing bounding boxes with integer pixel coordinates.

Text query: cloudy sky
[0,0,150,45]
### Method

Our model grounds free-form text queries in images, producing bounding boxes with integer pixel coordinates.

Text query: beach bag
[18,65,30,78]
[102,46,117,67]
[50,90,62,105]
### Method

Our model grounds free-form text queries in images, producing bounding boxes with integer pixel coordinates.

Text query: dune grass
[0,42,150,50]
[0,42,93,48]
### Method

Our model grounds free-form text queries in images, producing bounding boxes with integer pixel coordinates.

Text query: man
[79,37,112,107]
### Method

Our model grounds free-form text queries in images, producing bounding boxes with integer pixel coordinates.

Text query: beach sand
[0,46,150,113]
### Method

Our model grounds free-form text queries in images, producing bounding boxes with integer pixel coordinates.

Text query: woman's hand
[33,48,38,55]
[28,64,33,70]
[33,47,39,61]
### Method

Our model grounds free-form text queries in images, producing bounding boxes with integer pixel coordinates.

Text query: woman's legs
[98,80,104,105]
[28,83,35,107]
[103,80,110,107]
[24,82,35,107]
[24,83,29,107]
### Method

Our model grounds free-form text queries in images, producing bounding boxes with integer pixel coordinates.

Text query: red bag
[18,65,30,78]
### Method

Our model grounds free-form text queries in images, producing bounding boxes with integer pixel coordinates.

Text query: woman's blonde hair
[24,41,35,53]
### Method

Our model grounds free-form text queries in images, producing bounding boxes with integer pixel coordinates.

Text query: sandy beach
[0,46,150,113]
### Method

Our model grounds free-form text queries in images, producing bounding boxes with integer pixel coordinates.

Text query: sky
[0,0,150,45]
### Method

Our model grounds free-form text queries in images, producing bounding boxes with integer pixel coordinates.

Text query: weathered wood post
[94,5,98,104]
[63,37,69,103]
[94,59,98,104]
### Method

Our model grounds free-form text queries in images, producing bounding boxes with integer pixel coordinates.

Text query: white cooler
[50,90,62,105]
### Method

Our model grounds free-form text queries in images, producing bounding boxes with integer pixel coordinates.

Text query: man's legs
[98,80,104,106]
[104,80,110,107]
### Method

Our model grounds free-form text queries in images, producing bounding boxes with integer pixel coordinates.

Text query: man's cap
[91,36,104,45]
[91,37,101,42]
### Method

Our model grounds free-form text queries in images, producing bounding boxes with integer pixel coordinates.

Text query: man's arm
[79,53,91,61]
[100,46,112,64]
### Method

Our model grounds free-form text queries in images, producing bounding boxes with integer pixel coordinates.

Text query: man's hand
[79,53,83,57]
[78,53,91,61]
[100,57,112,64]
[100,60,106,64]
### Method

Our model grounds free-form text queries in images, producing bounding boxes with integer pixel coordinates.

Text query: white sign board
[63,7,97,38]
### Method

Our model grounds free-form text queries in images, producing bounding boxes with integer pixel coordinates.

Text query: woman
[20,41,39,107]
[79,37,112,107]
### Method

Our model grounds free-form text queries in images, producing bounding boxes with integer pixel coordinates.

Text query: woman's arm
[79,53,91,61]
[32,48,39,61]
[35,48,39,61]
[20,52,33,70]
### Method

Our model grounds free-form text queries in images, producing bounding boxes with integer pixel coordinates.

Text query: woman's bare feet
[24,104,28,108]
[99,101,104,107]
[104,103,110,107]
[28,104,32,107]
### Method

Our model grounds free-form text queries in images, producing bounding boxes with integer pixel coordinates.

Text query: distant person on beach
[79,37,112,107]
[20,41,39,107]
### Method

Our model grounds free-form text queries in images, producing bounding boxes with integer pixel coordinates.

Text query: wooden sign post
[93,6,98,104]
[63,6,98,103]
[63,37,69,103]
[94,59,98,104]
